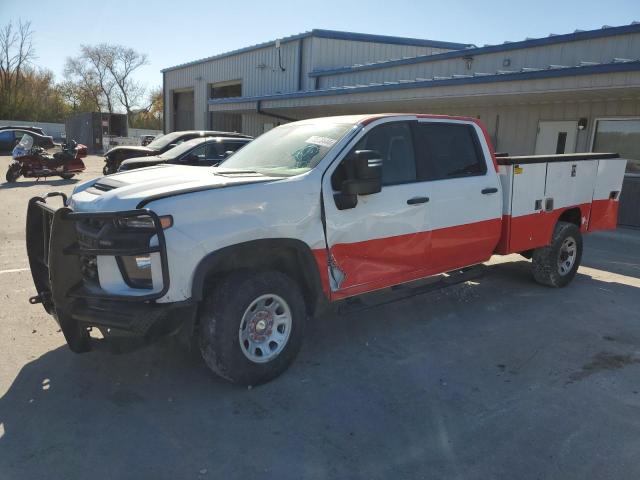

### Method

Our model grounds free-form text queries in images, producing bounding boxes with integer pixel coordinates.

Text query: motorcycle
[6,134,87,183]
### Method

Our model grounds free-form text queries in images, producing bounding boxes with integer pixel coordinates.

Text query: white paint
[534,121,578,155]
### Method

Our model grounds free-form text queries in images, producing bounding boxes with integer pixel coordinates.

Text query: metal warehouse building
[162,24,640,225]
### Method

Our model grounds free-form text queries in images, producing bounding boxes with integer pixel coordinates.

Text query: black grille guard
[26,192,170,352]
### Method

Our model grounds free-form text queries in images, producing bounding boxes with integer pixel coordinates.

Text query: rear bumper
[26,193,196,353]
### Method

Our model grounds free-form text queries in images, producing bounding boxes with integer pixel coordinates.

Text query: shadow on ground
[0,178,79,189]
[1,261,640,480]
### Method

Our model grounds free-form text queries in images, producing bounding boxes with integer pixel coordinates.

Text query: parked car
[140,135,156,146]
[0,128,56,153]
[0,125,46,135]
[118,136,252,172]
[26,114,627,386]
[103,130,252,174]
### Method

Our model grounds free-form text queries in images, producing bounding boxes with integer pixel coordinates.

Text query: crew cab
[26,114,627,385]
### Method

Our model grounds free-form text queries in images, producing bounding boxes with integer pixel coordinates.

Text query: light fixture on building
[578,118,588,130]
[463,56,474,70]
[502,58,511,67]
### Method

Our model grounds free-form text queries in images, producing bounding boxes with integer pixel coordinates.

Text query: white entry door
[534,121,578,155]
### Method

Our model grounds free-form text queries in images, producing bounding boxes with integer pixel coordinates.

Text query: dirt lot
[1,154,640,480]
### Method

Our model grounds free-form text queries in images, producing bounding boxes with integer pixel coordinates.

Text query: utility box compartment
[496,153,626,254]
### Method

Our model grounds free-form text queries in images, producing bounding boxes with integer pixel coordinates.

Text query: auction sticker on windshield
[305,136,337,148]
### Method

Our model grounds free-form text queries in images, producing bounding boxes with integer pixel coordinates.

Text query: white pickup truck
[26,114,627,385]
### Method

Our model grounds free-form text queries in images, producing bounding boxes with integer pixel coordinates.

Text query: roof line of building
[207,60,640,105]
[161,29,472,73]
[309,23,640,78]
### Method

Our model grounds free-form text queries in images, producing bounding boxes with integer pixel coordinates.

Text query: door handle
[481,187,498,194]
[407,196,429,205]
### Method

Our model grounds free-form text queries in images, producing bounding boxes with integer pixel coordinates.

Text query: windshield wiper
[214,168,263,175]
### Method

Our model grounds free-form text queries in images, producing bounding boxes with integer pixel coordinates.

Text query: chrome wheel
[557,236,577,276]
[239,294,292,363]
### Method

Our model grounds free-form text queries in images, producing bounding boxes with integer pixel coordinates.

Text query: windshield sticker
[305,136,337,148]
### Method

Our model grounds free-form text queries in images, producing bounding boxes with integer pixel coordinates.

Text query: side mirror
[224,150,235,157]
[335,150,382,210]
[342,150,382,195]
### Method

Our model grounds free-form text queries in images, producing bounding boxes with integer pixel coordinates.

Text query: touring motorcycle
[6,134,87,183]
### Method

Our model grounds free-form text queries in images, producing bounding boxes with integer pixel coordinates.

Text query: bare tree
[103,45,148,125]
[0,19,36,117]
[63,56,103,112]
[81,44,116,113]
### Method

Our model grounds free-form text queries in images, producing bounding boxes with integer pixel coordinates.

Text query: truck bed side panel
[589,159,627,231]
[495,157,626,255]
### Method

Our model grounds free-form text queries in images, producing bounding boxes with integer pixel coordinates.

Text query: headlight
[115,215,173,230]
[118,255,153,289]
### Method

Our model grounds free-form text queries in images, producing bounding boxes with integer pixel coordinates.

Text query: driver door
[321,120,433,299]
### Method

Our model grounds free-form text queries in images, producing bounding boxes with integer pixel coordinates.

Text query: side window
[342,122,416,187]
[205,143,220,160]
[0,131,13,143]
[222,141,246,154]
[185,145,207,163]
[413,123,486,180]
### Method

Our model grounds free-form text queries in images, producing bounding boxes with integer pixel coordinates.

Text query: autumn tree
[0,19,36,118]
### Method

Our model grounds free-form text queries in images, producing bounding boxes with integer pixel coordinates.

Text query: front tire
[5,164,20,183]
[199,270,306,385]
[531,221,582,287]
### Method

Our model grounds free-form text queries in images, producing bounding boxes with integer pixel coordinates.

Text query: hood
[70,164,277,211]
[119,156,164,170]
[105,145,155,156]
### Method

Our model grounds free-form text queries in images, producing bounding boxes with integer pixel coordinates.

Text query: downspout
[256,100,297,123]
[297,38,304,91]
[162,72,167,133]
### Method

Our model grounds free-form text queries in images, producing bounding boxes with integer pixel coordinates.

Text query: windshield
[158,138,204,159]
[18,134,34,149]
[219,122,354,177]
[146,132,186,151]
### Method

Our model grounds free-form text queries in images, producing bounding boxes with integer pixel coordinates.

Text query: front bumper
[26,193,195,353]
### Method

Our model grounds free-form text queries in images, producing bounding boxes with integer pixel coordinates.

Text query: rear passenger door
[412,120,502,272]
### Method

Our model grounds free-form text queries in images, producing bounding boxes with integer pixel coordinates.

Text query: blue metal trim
[207,61,640,105]
[309,23,640,78]
[161,29,471,73]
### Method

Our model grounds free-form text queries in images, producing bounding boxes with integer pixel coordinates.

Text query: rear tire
[199,270,306,386]
[531,221,582,287]
[60,173,75,180]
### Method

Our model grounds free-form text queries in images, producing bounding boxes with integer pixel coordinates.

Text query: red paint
[495,203,592,254]
[588,199,619,232]
[319,217,501,301]
[314,198,619,300]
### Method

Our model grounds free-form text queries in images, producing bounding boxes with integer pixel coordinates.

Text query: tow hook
[29,295,42,304]
[29,292,50,305]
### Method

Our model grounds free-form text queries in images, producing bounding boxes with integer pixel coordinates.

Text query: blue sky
[2,0,639,93]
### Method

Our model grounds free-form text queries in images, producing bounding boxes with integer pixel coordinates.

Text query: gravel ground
[1,154,639,480]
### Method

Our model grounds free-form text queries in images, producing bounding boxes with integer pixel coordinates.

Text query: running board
[336,265,486,315]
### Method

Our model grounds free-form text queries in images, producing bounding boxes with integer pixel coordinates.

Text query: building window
[592,118,640,175]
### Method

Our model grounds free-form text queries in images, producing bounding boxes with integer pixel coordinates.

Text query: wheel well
[192,239,325,315]
[558,207,581,228]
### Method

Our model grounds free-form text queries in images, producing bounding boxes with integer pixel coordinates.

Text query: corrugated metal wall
[317,33,640,89]
[164,35,462,131]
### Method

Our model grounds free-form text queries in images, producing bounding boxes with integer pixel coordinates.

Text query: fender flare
[190,238,327,310]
